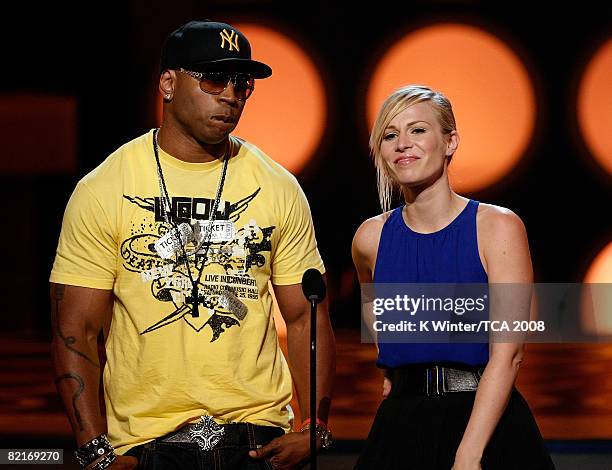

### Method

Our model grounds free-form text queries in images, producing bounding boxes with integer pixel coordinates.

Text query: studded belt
[389,363,485,397]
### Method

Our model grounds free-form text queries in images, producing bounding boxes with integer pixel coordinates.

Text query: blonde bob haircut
[369,85,457,212]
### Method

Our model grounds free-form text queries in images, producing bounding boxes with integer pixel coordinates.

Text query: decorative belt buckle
[188,416,225,451]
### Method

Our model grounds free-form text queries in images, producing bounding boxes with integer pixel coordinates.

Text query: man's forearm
[52,338,106,446]
[50,285,107,447]
[286,307,335,425]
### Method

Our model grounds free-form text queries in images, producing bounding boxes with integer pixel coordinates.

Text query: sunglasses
[178,68,255,101]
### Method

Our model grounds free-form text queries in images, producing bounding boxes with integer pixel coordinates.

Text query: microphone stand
[301,268,325,470]
[309,295,317,470]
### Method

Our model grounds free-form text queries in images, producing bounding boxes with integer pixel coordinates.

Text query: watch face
[322,430,332,449]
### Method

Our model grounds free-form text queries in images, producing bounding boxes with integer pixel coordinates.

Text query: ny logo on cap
[220,29,240,52]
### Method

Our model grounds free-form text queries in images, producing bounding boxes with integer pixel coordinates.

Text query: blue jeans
[125,423,284,470]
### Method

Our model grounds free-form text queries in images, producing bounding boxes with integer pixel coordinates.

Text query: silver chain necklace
[152,128,230,317]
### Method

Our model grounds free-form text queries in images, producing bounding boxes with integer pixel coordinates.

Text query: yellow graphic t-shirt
[50,130,325,454]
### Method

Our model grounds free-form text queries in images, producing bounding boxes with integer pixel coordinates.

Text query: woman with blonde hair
[352,85,554,469]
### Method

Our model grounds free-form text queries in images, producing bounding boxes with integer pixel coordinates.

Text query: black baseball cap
[161,20,272,78]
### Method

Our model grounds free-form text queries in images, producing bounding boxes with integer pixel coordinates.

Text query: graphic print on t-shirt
[121,188,274,342]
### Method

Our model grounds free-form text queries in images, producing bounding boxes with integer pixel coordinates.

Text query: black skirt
[354,387,555,470]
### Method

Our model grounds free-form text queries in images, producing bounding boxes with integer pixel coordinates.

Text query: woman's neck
[401,175,467,233]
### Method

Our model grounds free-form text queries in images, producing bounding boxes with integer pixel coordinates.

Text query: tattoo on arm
[54,373,86,432]
[51,284,100,368]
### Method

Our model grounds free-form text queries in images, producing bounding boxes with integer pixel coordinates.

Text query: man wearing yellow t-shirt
[50,20,335,470]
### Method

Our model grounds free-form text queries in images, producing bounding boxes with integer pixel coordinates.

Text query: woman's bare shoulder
[352,212,393,263]
[352,212,393,282]
[476,203,529,261]
[353,212,392,247]
[477,203,526,233]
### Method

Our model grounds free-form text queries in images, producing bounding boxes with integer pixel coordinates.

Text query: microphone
[302,269,326,304]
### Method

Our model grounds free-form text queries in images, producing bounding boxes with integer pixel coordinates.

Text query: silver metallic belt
[390,364,484,397]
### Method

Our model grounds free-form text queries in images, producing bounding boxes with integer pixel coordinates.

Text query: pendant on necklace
[189,285,200,318]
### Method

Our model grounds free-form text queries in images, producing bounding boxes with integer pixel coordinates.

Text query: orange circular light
[582,242,612,335]
[577,38,612,176]
[585,242,612,283]
[366,23,536,193]
[234,24,326,174]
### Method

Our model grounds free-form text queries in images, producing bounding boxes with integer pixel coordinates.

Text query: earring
[165,94,171,100]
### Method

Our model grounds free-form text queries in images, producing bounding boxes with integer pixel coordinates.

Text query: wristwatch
[300,423,333,450]
[316,424,333,450]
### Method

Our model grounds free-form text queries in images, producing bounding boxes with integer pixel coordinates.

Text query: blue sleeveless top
[374,199,489,367]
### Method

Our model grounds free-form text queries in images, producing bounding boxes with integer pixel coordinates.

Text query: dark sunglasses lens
[232,76,255,99]
[197,72,254,99]
[199,73,231,94]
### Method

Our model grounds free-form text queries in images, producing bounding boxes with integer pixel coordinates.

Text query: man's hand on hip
[248,431,313,469]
